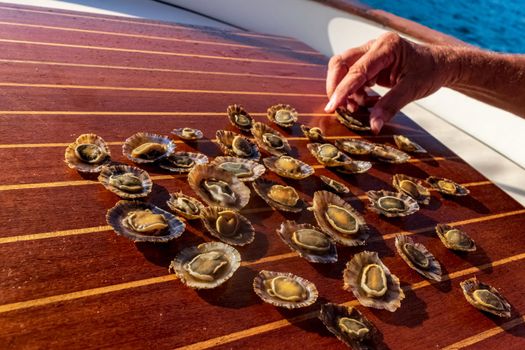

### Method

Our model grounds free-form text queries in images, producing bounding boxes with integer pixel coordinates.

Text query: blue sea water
[358,0,525,53]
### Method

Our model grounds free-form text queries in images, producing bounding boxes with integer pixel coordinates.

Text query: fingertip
[324,94,338,113]
[370,116,384,134]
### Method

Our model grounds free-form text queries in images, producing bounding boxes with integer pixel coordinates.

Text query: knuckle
[328,54,345,69]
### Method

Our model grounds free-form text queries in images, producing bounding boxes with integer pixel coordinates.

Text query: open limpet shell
[319,303,377,350]
[267,104,298,128]
[263,156,314,180]
[460,277,511,318]
[187,164,251,210]
[426,176,470,196]
[106,200,185,243]
[211,156,265,182]
[366,190,419,217]
[334,138,375,155]
[395,235,442,281]
[158,151,209,173]
[300,124,326,143]
[371,144,410,163]
[64,133,111,173]
[335,107,371,131]
[171,127,203,140]
[277,221,337,263]
[435,224,477,252]
[200,206,255,246]
[169,242,241,289]
[253,178,306,212]
[335,160,373,175]
[215,130,261,161]
[392,174,431,205]
[309,191,368,246]
[307,143,353,167]
[319,175,350,194]
[250,122,291,157]
[343,251,405,312]
[394,135,427,153]
[253,270,318,309]
[98,164,152,199]
[122,132,175,164]
[166,192,205,220]
[227,104,254,131]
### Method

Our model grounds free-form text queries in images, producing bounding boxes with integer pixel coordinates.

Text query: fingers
[326,43,371,98]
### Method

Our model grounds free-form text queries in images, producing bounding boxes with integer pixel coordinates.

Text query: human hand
[324,32,458,133]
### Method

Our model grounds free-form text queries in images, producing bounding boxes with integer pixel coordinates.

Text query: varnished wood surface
[0,3,524,350]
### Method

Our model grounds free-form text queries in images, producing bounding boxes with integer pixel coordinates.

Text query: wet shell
[166,192,205,220]
[309,191,368,246]
[277,221,337,263]
[319,175,350,194]
[307,143,353,167]
[460,277,511,318]
[253,178,305,212]
[343,251,404,312]
[435,224,476,252]
[64,133,111,173]
[300,124,326,143]
[426,176,470,196]
[187,164,251,210]
[159,151,209,173]
[122,132,175,164]
[335,161,373,175]
[215,130,260,161]
[169,242,241,289]
[200,206,255,246]
[335,107,371,131]
[253,270,318,309]
[371,144,410,163]
[250,122,291,157]
[211,156,265,182]
[171,127,203,140]
[334,138,375,155]
[98,164,152,199]
[263,156,314,180]
[394,135,426,153]
[319,303,377,349]
[227,104,254,131]
[106,200,185,243]
[366,190,419,217]
[395,235,442,281]
[267,104,298,128]
[392,174,431,205]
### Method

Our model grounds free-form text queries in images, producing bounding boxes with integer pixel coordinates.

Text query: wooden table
[1,3,525,349]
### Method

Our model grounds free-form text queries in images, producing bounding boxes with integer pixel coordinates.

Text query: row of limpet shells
[227,104,298,130]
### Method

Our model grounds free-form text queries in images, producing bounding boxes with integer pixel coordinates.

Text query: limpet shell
[392,174,431,205]
[169,242,241,289]
[319,175,350,194]
[106,200,185,243]
[300,124,326,143]
[334,138,375,155]
[122,132,175,164]
[343,251,404,312]
[371,144,410,163]
[98,164,152,199]
[171,127,203,140]
[263,156,314,180]
[277,221,337,263]
[188,164,251,210]
[395,235,442,281]
[215,130,260,161]
[253,270,318,309]
[227,104,254,131]
[366,190,419,217]
[309,191,368,246]
[335,160,373,175]
[435,224,476,252]
[211,156,265,182]
[335,107,371,131]
[307,143,353,167]
[250,122,291,157]
[200,206,255,246]
[64,133,111,173]
[166,192,205,220]
[426,176,470,196]
[159,151,209,173]
[394,135,426,153]
[319,303,377,350]
[460,277,511,318]
[253,178,305,212]
[267,104,298,128]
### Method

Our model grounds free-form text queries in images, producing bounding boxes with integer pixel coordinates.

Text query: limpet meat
[392,174,431,205]
[435,224,476,252]
[159,151,208,173]
[166,192,205,220]
[277,221,337,263]
[393,135,427,153]
[122,132,175,164]
[227,104,254,131]
[371,144,410,163]
[263,155,314,180]
[98,164,152,199]
[426,176,470,196]
[253,178,305,212]
[460,277,511,318]
[253,270,318,309]
[215,130,260,160]
[250,122,291,156]
[171,127,203,140]
[211,156,265,182]
[200,206,255,246]
[366,190,419,217]
[334,138,375,155]
[300,124,326,143]
[335,160,373,175]
[319,175,350,194]
[64,133,111,172]
[335,107,371,131]
[267,104,298,128]
[395,235,442,281]
[307,143,352,167]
